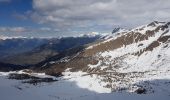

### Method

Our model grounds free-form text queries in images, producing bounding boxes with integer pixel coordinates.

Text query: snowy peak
[146,21,170,28]
[147,21,165,27]
[0,36,27,40]
[83,21,170,58]
[112,27,128,34]
[78,32,110,39]
[131,21,169,35]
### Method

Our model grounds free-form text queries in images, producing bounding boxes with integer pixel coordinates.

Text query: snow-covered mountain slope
[84,21,170,93]
[36,21,170,94]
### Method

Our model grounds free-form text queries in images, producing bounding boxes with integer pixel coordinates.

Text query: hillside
[33,21,170,94]
[0,35,102,66]
[0,21,170,96]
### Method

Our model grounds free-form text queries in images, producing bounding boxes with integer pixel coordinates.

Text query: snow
[0,72,11,76]
[86,29,127,50]
[0,70,110,93]
[0,70,55,79]
[99,31,163,65]
[63,71,111,93]
[97,42,170,91]
[85,22,166,50]
[88,61,102,69]
[0,74,170,100]
[84,22,170,94]
[78,32,110,38]
[1,21,170,100]
[131,22,165,34]
[0,35,27,40]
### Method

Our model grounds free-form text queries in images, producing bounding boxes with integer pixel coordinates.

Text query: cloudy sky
[0,0,170,37]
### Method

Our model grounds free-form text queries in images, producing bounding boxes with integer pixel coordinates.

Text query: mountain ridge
[0,34,105,69]
[30,21,170,93]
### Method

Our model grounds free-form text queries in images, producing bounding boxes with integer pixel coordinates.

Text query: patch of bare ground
[8,73,58,85]
[134,35,170,56]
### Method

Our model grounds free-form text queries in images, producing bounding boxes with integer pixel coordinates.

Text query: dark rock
[135,88,147,94]
[112,27,121,34]
[8,73,58,85]
[45,72,63,77]
[22,78,58,85]
[8,73,39,80]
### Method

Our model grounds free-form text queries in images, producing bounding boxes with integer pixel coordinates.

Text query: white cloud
[31,0,170,34]
[1,0,170,37]
[9,27,26,32]
[0,27,26,33]
[0,26,61,37]
[40,27,51,31]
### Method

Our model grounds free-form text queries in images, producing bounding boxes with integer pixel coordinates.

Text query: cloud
[0,26,55,33]
[0,27,26,33]
[31,0,170,34]
[40,27,51,31]
[0,26,62,37]
[10,27,26,32]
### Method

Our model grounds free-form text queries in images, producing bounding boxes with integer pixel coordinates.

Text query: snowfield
[0,72,170,100]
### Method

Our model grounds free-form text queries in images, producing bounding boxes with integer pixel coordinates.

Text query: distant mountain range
[0,38,49,57]
[0,33,105,66]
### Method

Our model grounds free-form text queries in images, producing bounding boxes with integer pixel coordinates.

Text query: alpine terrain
[1,21,170,100]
